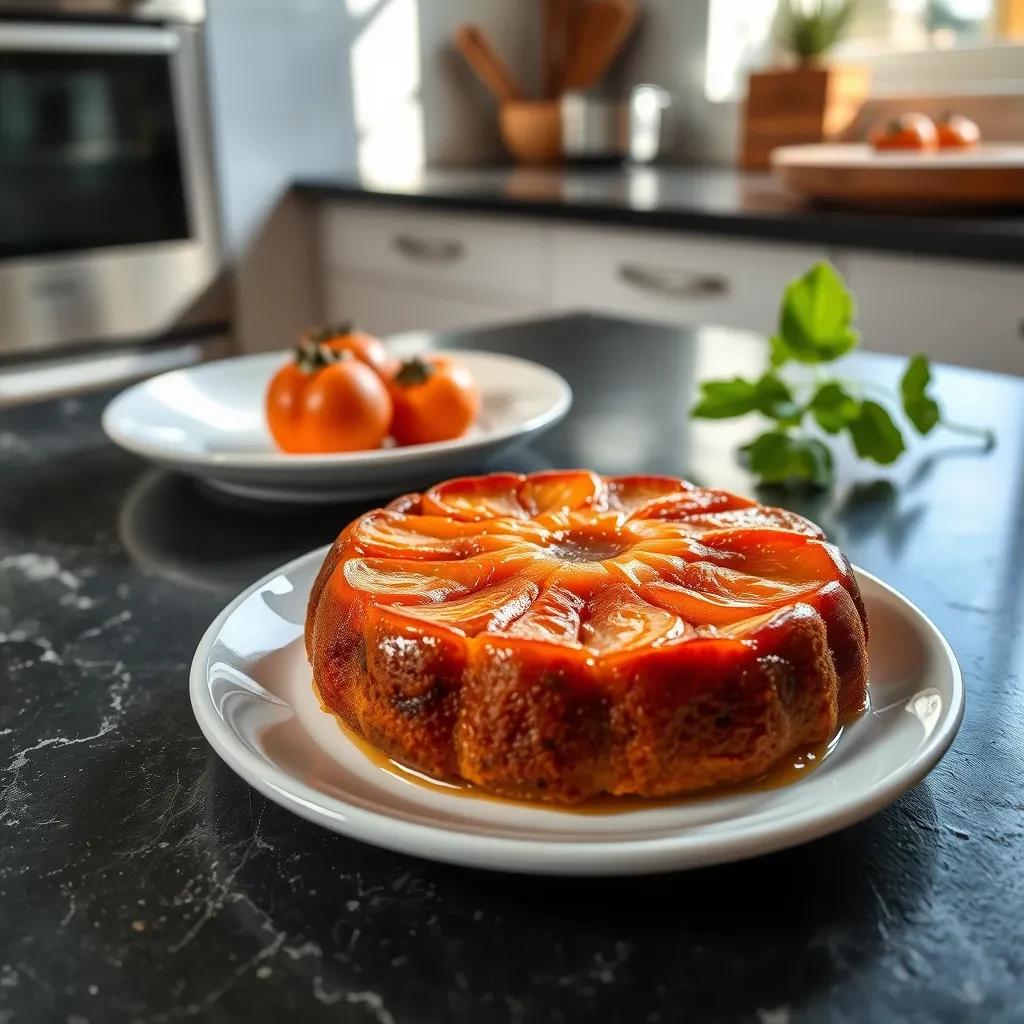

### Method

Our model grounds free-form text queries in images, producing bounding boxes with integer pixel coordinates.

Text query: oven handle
[0,22,178,55]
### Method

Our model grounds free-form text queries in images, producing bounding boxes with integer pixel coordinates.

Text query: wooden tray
[772,142,1024,208]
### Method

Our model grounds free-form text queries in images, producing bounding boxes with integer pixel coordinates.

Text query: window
[705,0,1024,103]
[843,0,999,53]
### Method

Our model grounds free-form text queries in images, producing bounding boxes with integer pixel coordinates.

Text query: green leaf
[691,377,759,418]
[769,334,792,369]
[847,400,906,464]
[900,354,941,435]
[743,431,834,488]
[780,0,856,60]
[810,381,860,434]
[691,373,800,421]
[753,372,801,421]
[777,262,860,364]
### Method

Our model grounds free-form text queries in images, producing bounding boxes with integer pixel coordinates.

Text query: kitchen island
[2,313,1023,1022]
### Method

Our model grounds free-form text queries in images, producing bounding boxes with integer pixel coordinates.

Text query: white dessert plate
[190,545,964,875]
[103,351,571,503]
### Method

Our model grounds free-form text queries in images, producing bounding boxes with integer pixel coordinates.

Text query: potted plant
[742,0,869,170]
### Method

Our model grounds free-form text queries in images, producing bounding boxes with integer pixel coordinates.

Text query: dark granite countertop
[295,166,1024,265]
[2,313,1023,1022]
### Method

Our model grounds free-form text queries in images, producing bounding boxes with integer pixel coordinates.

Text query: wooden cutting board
[772,142,1024,208]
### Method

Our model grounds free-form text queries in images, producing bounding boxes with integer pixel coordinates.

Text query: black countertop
[295,166,1024,265]
[3,313,1024,1022]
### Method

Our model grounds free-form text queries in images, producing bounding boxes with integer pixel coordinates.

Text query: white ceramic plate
[190,546,964,875]
[103,351,572,503]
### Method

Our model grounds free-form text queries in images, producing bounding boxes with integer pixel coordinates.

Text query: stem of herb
[939,420,996,447]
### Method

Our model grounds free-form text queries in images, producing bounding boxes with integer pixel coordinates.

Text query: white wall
[205,0,359,256]
[204,0,545,351]
[205,0,362,350]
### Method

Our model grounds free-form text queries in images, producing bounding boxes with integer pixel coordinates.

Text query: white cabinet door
[323,274,539,337]
[320,203,550,304]
[551,225,832,334]
[843,252,1024,375]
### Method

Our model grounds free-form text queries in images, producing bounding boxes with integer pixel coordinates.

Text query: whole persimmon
[388,355,480,446]
[870,113,937,151]
[266,341,392,453]
[936,111,981,149]
[301,323,393,379]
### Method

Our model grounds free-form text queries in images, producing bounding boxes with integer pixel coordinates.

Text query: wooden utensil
[541,0,573,98]
[500,101,563,164]
[561,0,637,93]
[454,24,524,104]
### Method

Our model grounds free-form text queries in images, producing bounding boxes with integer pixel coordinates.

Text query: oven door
[0,20,225,357]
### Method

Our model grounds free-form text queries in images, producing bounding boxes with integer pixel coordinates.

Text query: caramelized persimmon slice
[341,546,545,605]
[422,473,526,520]
[387,574,545,636]
[696,530,850,586]
[670,506,824,538]
[638,569,817,627]
[496,579,587,645]
[608,549,820,627]
[532,510,633,551]
[580,582,687,654]
[602,475,688,515]
[629,488,756,522]
[342,555,495,604]
[622,505,824,547]
[350,510,547,560]
[516,470,603,516]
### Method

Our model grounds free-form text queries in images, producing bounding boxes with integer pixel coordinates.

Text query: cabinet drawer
[324,274,537,337]
[843,253,1024,376]
[551,226,830,333]
[319,203,549,302]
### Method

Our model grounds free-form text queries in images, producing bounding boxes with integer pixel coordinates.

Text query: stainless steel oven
[0,0,228,370]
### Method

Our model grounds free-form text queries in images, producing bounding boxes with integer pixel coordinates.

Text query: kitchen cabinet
[843,252,1024,376]
[317,202,1024,375]
[550,225,832,332]
[324,276,541,337]
[319,205,550,337]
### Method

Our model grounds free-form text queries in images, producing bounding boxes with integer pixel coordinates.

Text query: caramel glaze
[318,681,869,814]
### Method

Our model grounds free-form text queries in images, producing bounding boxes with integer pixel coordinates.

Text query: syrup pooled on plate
[326,689,869,815]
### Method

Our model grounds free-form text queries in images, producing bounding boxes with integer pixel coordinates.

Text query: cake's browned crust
[306,471,869,804]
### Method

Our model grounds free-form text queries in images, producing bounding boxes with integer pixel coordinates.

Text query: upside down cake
[305,471,869,804]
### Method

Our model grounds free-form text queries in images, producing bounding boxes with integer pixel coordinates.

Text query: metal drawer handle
[618,263,729,299]
[392,234,465,264]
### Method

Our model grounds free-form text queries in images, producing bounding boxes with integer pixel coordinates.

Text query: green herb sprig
[778,0,856,63]
[691,262,993,488]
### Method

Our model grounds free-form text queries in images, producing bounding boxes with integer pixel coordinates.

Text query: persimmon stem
[393,356,434,387]
[294,340,348,374]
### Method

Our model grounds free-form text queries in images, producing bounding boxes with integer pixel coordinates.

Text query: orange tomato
[302,323,393,379]
[870,113,937,151]
[936,112,980,149]
[266,342,392,453]
[388,356,480,446]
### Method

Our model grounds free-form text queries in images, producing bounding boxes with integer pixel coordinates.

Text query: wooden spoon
[541,0,573,98]
[561,0,637,93]
[454,24,524,104]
